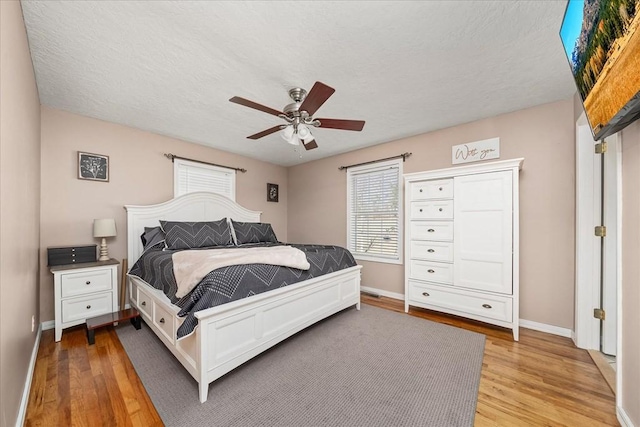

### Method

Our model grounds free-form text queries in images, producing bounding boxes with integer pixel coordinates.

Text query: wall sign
[452,137,500,165]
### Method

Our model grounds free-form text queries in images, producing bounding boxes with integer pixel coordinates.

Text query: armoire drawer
[411,179,453,200]
[410,240,453,262]
[411,200,454,219]
[408,281,512,323]
[410,221,453,241]
[409,260,453,284]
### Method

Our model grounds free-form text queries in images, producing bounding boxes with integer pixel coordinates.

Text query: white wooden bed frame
[125,192,362,403]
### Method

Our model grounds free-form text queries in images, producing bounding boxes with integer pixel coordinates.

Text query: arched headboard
[125,192,261,263]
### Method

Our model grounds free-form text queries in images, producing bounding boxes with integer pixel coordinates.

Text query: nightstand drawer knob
[86,305,91,310]
[482,304,492,309]
[439,208,443,212]
[439,187,443,191]
[85,281,91,285]
[427,229,435,233]
[419,189,423,192]
[427,249,435,253]
[141,301,146,306]
[427,269,435,273]
[159,318,165,324]
[419,209,423,212]
[422,292,430,297]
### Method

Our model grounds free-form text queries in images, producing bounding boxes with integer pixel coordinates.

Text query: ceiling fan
[229,82,365,151]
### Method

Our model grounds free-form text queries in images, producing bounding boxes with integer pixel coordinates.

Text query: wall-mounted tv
[560,0,640,140]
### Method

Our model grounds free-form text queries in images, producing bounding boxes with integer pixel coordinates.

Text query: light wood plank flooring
[26,296,618,426]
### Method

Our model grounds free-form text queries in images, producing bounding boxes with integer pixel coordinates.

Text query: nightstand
[51,259,119,342]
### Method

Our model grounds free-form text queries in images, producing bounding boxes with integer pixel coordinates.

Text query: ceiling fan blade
[299,82,335,116]
[229,96,283,117]
[315,118,365,131]
[303,139,318,151]
[247,125,282,140]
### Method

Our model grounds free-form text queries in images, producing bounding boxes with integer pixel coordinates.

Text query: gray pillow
[231,220,278,245]
[140,226,166,250]
[160,219,233,250]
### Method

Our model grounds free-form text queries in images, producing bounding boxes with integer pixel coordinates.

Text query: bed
[125,192,362,403]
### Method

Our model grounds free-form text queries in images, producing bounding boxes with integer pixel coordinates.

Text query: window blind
[347,159,402,262]
[174,158,236,200]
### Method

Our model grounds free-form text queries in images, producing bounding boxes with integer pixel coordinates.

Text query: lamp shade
[93,218,117,238]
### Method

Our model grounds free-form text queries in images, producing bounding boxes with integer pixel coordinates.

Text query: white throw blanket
[172,246,311,298]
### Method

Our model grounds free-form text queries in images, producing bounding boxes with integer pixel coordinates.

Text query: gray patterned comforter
[128,243,357,339]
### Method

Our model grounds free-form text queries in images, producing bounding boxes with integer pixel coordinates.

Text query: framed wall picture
[78,151,109,182]
[267,183,279,202]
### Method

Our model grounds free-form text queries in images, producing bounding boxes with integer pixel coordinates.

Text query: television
[560,0,640,140]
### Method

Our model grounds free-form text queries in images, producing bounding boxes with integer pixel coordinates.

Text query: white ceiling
[21,1,576,167]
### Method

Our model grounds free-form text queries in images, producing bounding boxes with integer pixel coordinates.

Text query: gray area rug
[116,304,485,427]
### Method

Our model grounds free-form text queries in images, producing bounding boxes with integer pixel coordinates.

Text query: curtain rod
[338,152,412,171]
[164,153,247,173]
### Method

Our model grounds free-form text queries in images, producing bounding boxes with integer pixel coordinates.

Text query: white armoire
[404,158,523,340]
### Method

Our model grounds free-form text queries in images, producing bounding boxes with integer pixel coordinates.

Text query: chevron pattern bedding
[160,219,233,249]
[231,220,278,245]
[129,243,357,338]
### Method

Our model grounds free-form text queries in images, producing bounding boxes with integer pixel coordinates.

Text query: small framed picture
[267,183,279,202]
[78,151,109,182]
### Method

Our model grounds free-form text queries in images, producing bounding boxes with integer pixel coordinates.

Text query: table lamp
[93,218,116,261]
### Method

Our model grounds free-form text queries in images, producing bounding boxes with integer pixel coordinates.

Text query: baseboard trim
[16,324,41,427]
[41,320,54,331]
[519,319,573,338]
[617,406,635,427]
[360,286,404,301]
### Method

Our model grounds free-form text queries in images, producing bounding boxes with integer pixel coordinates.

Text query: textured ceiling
[21,1,576,166]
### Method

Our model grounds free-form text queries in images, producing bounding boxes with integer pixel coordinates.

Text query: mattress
[129,243,357,338]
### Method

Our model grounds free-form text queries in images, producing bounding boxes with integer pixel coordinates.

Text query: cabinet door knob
[427,229,435,233]
[159,318,165,324]
[482,304,492,309]
[422,292,430,297]
[85,281,91,285]
[86,305,91,310]
[427,249,435,253]
[427,269,435,273]
[141,301,146,306]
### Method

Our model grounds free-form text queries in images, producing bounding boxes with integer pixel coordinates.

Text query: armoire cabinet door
[453,170,513,294]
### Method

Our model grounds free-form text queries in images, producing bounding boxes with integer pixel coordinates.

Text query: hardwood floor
[25,296,618,426]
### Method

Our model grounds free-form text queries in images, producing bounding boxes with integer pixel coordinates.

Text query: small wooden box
[47,245,97,266]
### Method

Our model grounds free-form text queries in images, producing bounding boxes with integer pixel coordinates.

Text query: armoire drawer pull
[427,269,435,273]
[427,249,435,253]
[86,305,91,310]
[482,304,492,309]
[427,229,435,232]
[422,292,430,297]
[159,318,165,324]
[141,301,146,306]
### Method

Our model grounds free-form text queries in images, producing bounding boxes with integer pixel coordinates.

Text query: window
[347,159,403,264]
[174,158,236,200]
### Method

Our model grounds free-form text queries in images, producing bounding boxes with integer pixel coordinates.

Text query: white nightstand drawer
[61,292,112,323]
[61,269,112,298]
[410,221,453,241]
[411,179,453,200]
[411,200,454,219]
[153,303,175,344]
[410,240,453,262]
[137,287,152,319]
[409,281,512,323]
[410,260,453,284]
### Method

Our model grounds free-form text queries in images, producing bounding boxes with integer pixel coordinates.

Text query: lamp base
[98,237,110,261]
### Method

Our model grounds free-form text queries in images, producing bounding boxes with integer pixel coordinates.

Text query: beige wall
[39,107,288,322]
[288,99,576,328]
[0,1,42,426]
[621,120,640,426]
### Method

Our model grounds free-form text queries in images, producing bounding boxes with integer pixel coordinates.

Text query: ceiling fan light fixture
[281,125,294,141]
[297,124,311,139]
